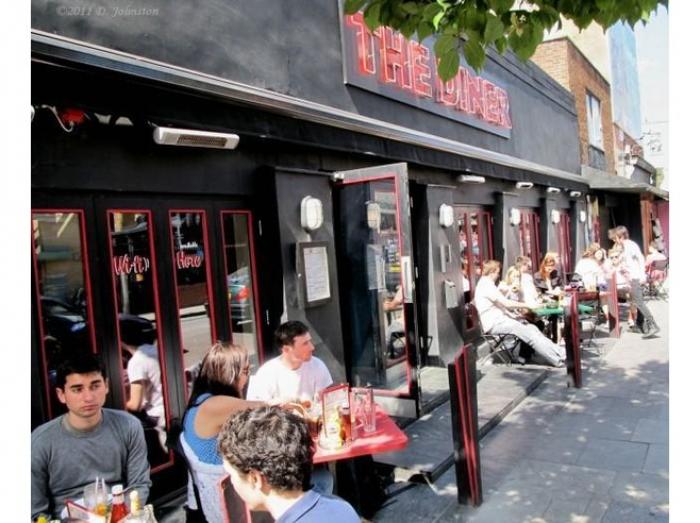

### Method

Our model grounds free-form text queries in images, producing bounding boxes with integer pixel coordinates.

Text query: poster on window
[299,242,332,307]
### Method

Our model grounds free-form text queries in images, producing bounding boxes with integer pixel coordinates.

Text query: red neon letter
[379,28,412,88]
[466,73,484,118]
[410,41,432,98]
[496,87,512,128]
[347,13,376,75]
[436,66,459,107]
[482,80,500,124]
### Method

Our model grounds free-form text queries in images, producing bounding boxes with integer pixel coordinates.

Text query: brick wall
[532,38,616,174]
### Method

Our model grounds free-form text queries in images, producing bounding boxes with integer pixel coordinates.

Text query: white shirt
[246,356,333,402]
[474,276,511,333]
[127,343,164,423]
[520,273,540,308]
[574,258,604,290]
[621,239,646,281]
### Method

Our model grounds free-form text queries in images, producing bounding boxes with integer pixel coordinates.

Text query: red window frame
[167,209,218,400]
[106,209,173,472]
[457,208,494,293]
[556,211,572,276]
[219,210,265,367]
[518,209,541,270]
[31,209,98,420]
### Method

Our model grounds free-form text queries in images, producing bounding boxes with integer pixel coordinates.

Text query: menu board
[298,241,332,307]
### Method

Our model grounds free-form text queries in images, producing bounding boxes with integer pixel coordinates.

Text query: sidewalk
[373,299,669,523]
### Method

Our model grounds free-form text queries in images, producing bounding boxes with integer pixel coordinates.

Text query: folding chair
[644,258,669,299]
[467,303,523,366]
[575,290,605,350]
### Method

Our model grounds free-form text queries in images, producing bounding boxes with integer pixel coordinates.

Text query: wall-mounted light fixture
[153,126,240,150]
[569,190,582,198]
[367,202,381,231]
[439,204,454,228]
[551,209,561,224]
[515,181,533,189]
[300,196,323,232]
[546,187,561,194]
[457,174,486,184]
[509,208,521,226]
[579,210,587,223]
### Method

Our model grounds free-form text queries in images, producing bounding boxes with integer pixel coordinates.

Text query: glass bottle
[123,490,147,522]
[110,484,129,523]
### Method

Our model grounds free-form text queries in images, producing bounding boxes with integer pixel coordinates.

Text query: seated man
[218,406,360,523]
[475,260,565,367]
[247,321,334,493]
[31,352,151,520]
[247,321,332,404]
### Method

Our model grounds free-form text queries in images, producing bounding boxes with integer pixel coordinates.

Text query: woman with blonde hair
[181,342,270,522]
[574,242,605,291]
[533,252,563,298]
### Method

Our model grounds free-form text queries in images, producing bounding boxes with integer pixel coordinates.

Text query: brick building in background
[532,38,615,174]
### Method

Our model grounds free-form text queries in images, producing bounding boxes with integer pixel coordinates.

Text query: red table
[313,407,409,464]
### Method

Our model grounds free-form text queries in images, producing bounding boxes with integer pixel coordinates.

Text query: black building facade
[31,0,637,503]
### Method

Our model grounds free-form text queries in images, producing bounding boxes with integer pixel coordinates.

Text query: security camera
[569,190,582,198]
[515,181,533,189]
[546,187,561,194]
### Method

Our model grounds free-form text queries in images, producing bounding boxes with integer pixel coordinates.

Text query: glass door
[456,207,494,301]
[333,163,418,397]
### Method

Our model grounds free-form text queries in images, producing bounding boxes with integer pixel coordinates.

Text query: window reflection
[457,209,493,299]
[169,211,215,398]
[32,211,94,418]
[221,212,260,369]
[518,209,540,270]
[108,211,170,469]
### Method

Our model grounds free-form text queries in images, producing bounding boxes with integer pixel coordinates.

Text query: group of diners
[31,320,360,523]
[472,225,664,368]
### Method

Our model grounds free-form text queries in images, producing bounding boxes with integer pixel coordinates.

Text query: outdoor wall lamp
[439,204,455,228]
[152,126,240,150]
[367,202,382,231]
[579,210,587,223]
[551,209,561,224]
[457,174,486,184]
[569,190,582,198]
[515,181,533,189]
[546,187,561,194]
[509,208,521,226]
[300,196,324,232]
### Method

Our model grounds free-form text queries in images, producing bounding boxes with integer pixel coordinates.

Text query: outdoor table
[533,304,594,342]
[313,406,409,464]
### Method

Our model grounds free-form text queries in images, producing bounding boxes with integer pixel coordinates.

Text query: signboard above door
[341,11,513,139]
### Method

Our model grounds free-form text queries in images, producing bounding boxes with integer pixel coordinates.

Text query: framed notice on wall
[298,241,332,307]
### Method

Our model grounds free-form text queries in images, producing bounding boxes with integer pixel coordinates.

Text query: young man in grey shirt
[31,352,151,519]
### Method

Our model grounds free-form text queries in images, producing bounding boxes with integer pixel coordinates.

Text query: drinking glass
[83,478,108,516]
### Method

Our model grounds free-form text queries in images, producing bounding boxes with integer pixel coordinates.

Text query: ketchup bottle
[110,484,129,523]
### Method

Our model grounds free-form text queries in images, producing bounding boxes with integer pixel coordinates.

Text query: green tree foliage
[343,0,667,80]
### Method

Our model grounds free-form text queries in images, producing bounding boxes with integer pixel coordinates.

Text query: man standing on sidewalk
[614,226,660,338]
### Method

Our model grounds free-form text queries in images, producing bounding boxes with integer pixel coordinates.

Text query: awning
[582,167,668,200]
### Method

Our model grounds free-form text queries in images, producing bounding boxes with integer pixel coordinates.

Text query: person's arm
[487,284,529,311]
[123,416,152,505]
[31,434,51,519]
[125,381,145,412]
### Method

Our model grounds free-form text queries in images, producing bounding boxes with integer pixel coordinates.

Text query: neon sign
[343,12,512,138]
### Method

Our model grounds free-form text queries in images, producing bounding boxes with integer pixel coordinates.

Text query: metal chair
[467,303,523,366]
[643,258,669,299]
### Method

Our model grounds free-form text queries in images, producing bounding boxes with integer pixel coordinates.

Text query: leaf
[422,3,443,22]
[487,0,514,15]
[401,2,420,15]
[484,13,505,43]
[344,0,367,15]
[433,10,446,29]
[364,2,382,30]
[435,34,458,55]
[438,48,461,81]
[463,39,486,71]
[494,36,507,54]
[417,21,434,41]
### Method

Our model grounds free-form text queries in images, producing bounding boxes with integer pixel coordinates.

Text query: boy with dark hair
[31,352,151,519]
[218,407,359,522]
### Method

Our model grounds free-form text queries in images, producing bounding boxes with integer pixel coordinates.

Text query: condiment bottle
[124,490,147,522]
[110,484,129,523]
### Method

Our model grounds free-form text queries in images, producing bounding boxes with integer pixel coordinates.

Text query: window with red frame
[518,209,541,270]
[456,208,494,296]
[555,211,572,276]
[32,210,96,419]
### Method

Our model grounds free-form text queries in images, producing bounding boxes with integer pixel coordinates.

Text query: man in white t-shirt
[247,321,333,403]
[475,260,565,367]
[614,226,660,338]
[247,320,334,494]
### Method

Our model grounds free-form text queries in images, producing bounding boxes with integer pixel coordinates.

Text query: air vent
[153,126,240,150]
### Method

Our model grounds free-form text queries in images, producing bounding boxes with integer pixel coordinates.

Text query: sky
[634,5,669,188]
